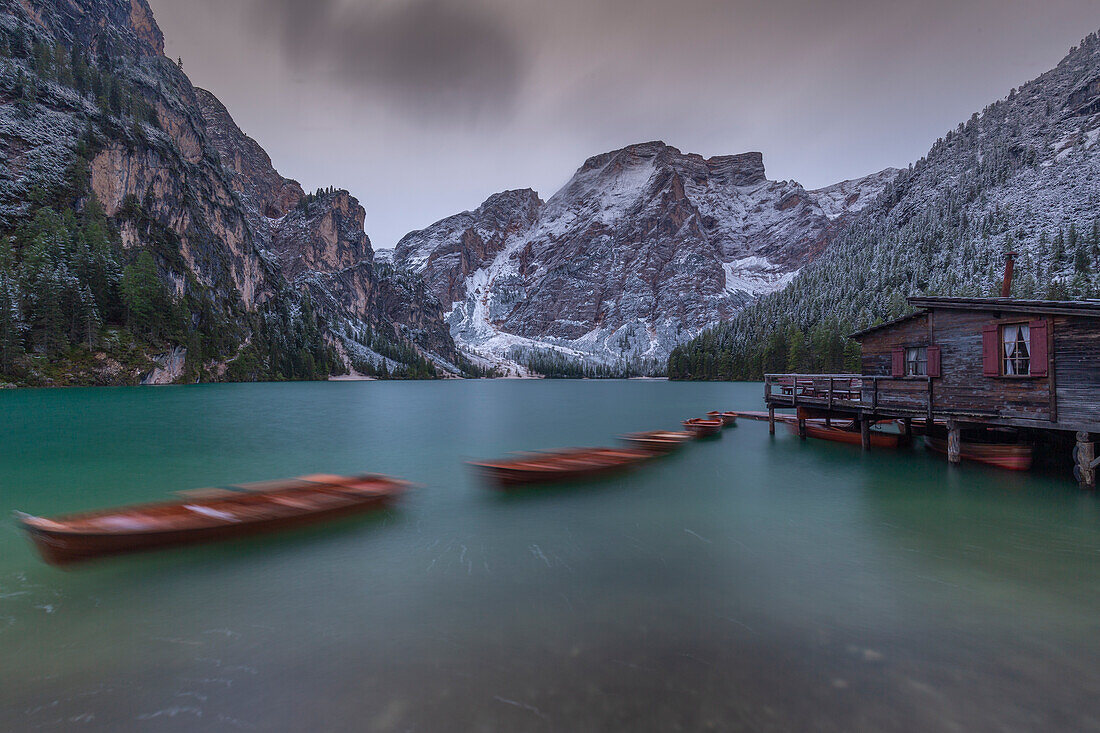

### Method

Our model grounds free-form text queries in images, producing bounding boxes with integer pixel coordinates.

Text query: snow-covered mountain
[395,142,895,371]
[670,29,1100,380]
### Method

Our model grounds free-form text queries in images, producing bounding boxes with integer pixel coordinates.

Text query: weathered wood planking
[929,308,1050,421]
[858,307,1052,421]
[875,379,929,411]
[860,315,929,376]
[1053,316,1100,428]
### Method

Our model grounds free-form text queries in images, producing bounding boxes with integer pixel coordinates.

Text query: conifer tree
[120,251,167,339]
[77,284,100,348]
[0,274,23,374]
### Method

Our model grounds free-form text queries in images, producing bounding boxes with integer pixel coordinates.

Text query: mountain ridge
[395,140,896,373]
[0,0,468,384]
[668,29,1100,380]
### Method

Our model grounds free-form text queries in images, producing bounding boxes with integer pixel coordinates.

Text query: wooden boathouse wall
[850,299,1100,432]
[859,314,928,376]
[764,295,1100,487]
[931,309,1051,422]
[1052,315,1100,428]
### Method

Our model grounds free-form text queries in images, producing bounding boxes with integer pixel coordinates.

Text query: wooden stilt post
[796,407,807,439]
[860,417,871,451]
[947,420,961,464]
[902,418,912,446]
[768,405,775,435]
[1075,431,1096,490]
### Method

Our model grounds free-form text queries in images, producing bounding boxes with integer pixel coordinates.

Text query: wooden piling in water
[768,406,775,435]
[947,420,961,464]
[1076,431,1096,489]
[860,418,871,451]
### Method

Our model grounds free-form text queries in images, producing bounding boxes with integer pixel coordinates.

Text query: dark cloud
[259,0,525,118]
[150,0,1100,248]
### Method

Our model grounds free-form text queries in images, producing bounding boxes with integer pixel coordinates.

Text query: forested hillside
[0,0,471,386]
[670,30,1100,381]
[0,20,337,384]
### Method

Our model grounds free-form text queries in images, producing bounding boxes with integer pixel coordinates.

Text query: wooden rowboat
[620,430,694,453]
[14,473,410,566]
[707,411,738,426]
[785,420,903,449]
[683,418,724,438]
[470,447,655,488]
[925,437,1033,471]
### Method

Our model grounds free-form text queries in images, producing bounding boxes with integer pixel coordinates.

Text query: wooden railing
[764,373,932,415]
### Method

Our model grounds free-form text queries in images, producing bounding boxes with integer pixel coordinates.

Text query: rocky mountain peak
[579,140,671,171]
[480,188,543,214]
[395,141,896,373]
[578,142,767,187]
[270,189,372,280]
[393,188,544,309]
[191,87,466,370]
[704,151,767,186]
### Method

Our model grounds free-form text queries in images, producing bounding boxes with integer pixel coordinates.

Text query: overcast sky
[148,0,1100,249]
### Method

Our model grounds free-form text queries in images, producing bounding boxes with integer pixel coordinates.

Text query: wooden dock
[762,293,1100,487]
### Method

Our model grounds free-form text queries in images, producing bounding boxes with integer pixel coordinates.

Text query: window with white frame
[905,347,927,376]
[1001,323,1030,375]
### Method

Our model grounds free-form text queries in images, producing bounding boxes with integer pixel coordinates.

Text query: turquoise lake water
[2,380,1100,731]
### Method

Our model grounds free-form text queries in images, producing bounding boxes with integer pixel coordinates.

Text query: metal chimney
[1001,252,1017,298]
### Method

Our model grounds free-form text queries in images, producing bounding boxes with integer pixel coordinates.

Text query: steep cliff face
[395,141,894,370]
[1,0,290,387]
[396,188,542,308]
[193,89,463,370]
[15,0,164,57]
[3,0,270,309]
[0,0,462,382]
[193,88,303,222]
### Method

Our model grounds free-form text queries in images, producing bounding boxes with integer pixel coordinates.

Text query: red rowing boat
[620,430,694,453]
[925,437,1033,471]
[470,447,655,488]
[707,411,738,426]
[683,418,723,438]
[786,420,903,449]
[15,473,410,566]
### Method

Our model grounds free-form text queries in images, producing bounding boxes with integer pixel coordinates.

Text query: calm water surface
[2,380,1100,731]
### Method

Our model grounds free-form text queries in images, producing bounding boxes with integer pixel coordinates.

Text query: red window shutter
[927,345,941,377]
[982,324,1000,376]
[891,347,904,376]
[1029,320,1048,377]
